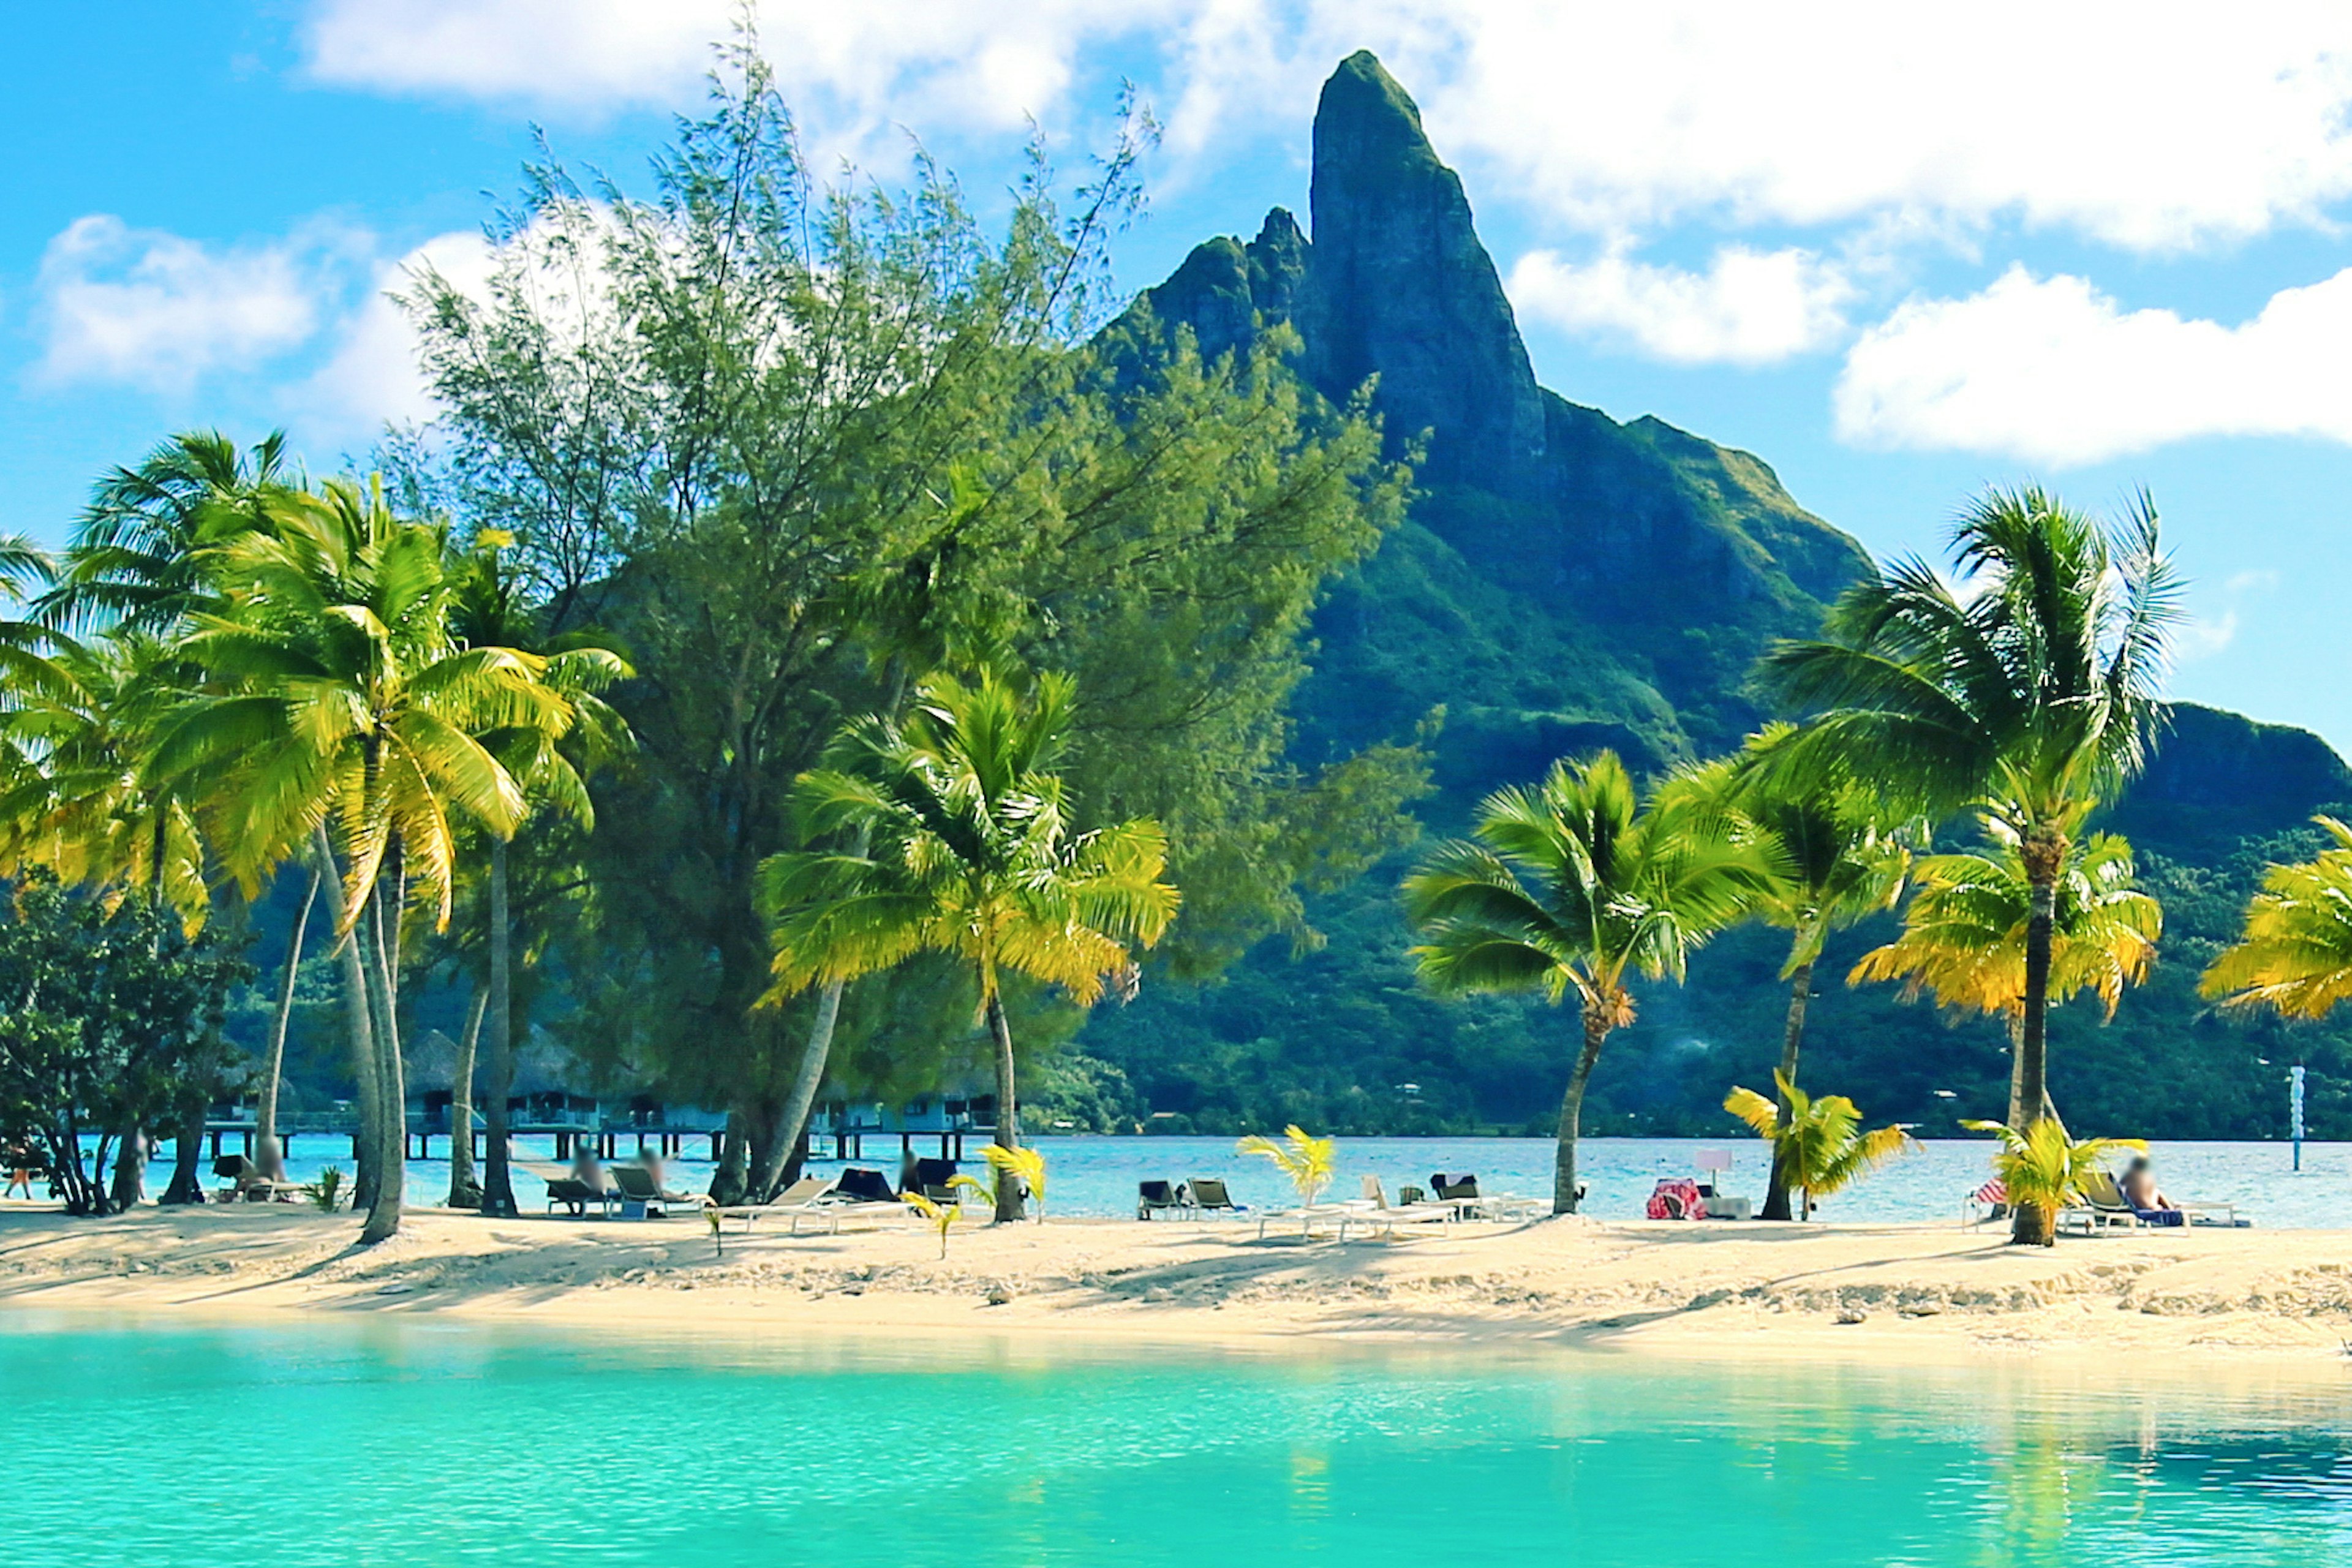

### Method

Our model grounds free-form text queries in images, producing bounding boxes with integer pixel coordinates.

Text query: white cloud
[2177,609,2241,662]
[1833,265,2352,465]
[33,216,353,393]
[300,231,494,439]
[1508,246,1852,365]
[301,2,2352,253]
[303,0,1165,154]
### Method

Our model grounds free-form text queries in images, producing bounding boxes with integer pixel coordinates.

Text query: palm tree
[1850,826,2160,1128]
[1673,735,1912,1219]
[1723,1072,1915,1219]
[1961,1118,2146,1246]
[446,533,628,1217]
[155,480,569,1242]
[2201,816,2352,1021]
[39,429,289,634]
[1403,751,1773,1215]
[1763,486,2177,1243]
[760,666,1180,1221]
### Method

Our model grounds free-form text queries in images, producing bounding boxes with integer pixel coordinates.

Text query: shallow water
[236,1133,2352,1225]
[7,1316,2352,1566]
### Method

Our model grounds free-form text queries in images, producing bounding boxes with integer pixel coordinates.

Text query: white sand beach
[7,1203,2351,1362]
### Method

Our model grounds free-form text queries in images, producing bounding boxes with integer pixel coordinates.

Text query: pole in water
[2291,1064,2306,1172]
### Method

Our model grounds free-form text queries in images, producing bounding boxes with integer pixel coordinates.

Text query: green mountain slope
[1074,53,2351,1142]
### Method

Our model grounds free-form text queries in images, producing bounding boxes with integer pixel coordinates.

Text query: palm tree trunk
[315,831,381,1214]
[255,861,322,1159]
[1761,957,1814,1221]
[161,1093,206,1204]
[1555,1008,1610,1215]
[986,989,1025,1223]
[359,865,407,1244]
[756,979,846,1204]
[108,1125,145,1212]
[477,836,519,1218]
[2010,846,2061,1246]
[446,982,488,1208]
[2005,1017,2069,1138]
[709,1112,750,1208]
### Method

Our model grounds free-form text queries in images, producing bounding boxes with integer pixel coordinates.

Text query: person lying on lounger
[2120,1156,2176,1213]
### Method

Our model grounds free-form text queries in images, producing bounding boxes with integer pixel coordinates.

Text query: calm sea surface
[236,1134,2352,1226]
[6,1316,2352,1566]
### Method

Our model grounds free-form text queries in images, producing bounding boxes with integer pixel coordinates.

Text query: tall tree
[444,532,628,1217]
[1403,752,1773,1214]
[1673,735,1912,1219]
[156,480,578,1242]
[1850,827,2160,1136]
[761,667,1179,1220]
[1762,486,2178,1243]
[401,40,1412,1173]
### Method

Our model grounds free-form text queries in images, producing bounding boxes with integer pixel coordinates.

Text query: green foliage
[1852,826,2160,1025]
[982,1143,1048,1218]
[399,47,1414,1135]
[311,1166,344,1212]
[1723,1071,1915,1218]
[1961,1118,2146,1246]
[0,873,252,1215]
[2201,816,2352,1020]
[1236,1124,1335,1206]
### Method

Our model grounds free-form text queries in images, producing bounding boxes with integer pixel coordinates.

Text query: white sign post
[2291,1065,2307,1172]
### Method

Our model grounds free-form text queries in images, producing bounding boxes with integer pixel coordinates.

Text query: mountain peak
[1302,51,1545,491]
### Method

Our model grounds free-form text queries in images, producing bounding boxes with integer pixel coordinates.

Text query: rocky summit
[1080,51,2352,1142]
[1130,51,1871,796]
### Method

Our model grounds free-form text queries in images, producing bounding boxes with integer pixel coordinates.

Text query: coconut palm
[2200,816,2352,1020]
[1850,827,2160,1127]
[1763,486,2177,1243]
[39,429,290,635]
[1403,750,1774,1215]
[1236,1125,1336,1208]
[760,666,1179,1221]
[445,533,629,1217]
[1961,1118,2146,1246]
[153,479,572,1242]
[1723,1072,1915,1219]
[1672,736,1912,1219]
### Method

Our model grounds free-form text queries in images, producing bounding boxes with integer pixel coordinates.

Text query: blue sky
[9,3,2352,751]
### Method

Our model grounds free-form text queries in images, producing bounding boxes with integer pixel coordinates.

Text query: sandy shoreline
[6,1201,2352,1363]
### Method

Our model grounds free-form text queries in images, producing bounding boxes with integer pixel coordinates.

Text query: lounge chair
[2078,1169,2244,1229]
[904,1157,960,1202]
[835,1166,899,1204]
[1137,1180,1183,1219]
[1428,1172,1546,1222]
[2057,1172,2139,1234]
[712,1176,895,1235]
[1341,1177,1458,1239]
[609,1163,709,1219]
[1185,1177,1246,1218]
[526,1161,620,1218]
[210,1153,311,1205]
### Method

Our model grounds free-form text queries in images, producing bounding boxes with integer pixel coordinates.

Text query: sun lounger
[1341,1178,1459,1238]
[525,1162,620,1218]
[1430,1172,1546,1222]
[712,1176,850,1233]
[1137,1180,1183,1219]
[609,1164,708,1219]
[1256,1202,1359,1240]
[835,1166,899,1204]
[1185,1178,1246,1218]
[2057,1172,2140,1235]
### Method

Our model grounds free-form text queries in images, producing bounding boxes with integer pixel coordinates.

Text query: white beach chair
[1340,1177,1459,1239]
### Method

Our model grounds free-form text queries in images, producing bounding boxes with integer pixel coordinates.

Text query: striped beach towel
[1972,1178,2006,1205]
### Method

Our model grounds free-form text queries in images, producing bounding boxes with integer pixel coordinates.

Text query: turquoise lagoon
[7,1315,2352,1566]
